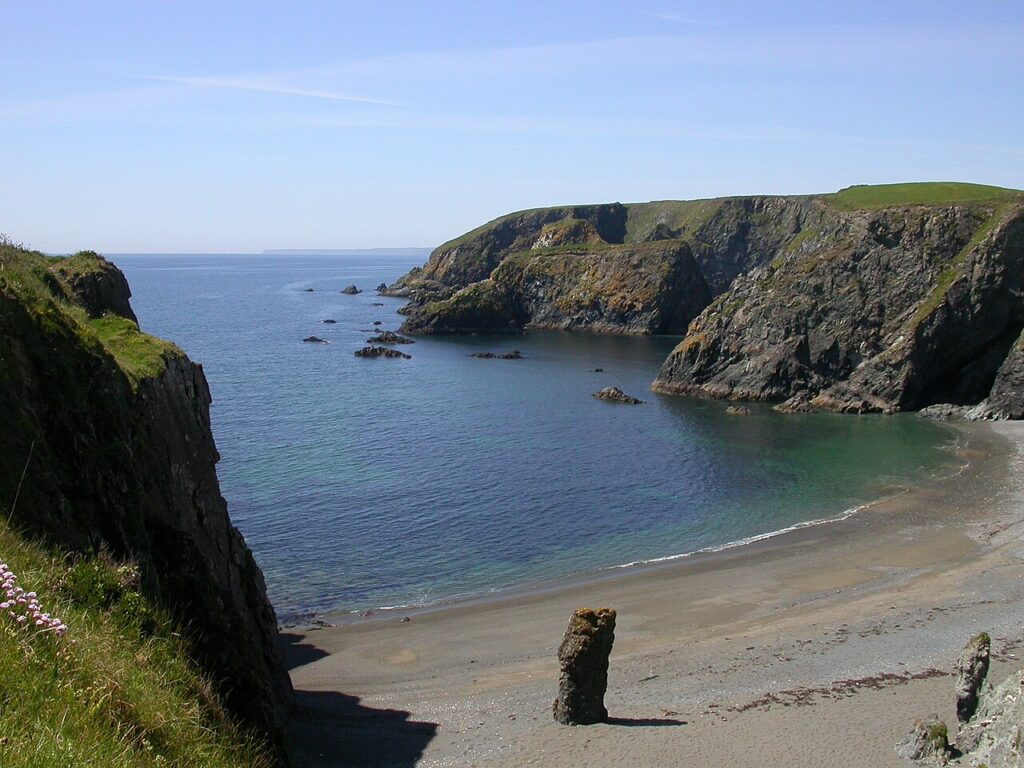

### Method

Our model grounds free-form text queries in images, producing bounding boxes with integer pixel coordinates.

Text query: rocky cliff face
[653,200,1024,415]
[0,247,292,762]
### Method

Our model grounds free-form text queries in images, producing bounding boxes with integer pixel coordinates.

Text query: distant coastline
[262,247,433,256]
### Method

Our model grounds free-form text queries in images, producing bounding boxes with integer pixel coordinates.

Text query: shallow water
[114,254,961,620]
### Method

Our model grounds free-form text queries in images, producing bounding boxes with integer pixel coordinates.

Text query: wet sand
[285,422,1024,767]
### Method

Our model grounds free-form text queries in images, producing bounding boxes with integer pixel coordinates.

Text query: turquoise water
[115,254,961,621]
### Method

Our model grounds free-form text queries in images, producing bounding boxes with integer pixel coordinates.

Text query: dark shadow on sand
[289,689,438,768]
[279,631,330,671]
[606,716,687,727]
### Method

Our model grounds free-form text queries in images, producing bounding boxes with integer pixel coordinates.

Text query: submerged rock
[322,319,337,324]
[372,320,383,326]
[955,632,990,723]
[726,405,752,415]
[471,350,523,359]
[354,345,411,359]
[372,301,385,306]
[303,336,329,344]
[896,716,952,765]
[553,607,616,725]
[367,331,415,345]
[592,386,643,404]
[341,284,361,295]
[303,288,315,292]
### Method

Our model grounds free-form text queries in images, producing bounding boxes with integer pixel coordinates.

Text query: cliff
[0,243,292,761]
[653,183,1024,415]
[395,182,1024,417]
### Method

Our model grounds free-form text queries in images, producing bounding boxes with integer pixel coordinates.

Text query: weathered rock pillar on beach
[553,607,616,725]
[955,632,990,723]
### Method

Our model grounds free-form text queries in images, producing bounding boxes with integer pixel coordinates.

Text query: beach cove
[286,422,1024,767]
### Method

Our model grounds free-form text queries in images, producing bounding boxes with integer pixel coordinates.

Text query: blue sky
[2,1,1022,252]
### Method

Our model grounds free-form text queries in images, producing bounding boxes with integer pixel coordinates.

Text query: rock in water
[471,350,523,359]
[376,282,388,292]
[354,345,411,359]
[341,284,361,294]
[367,330,415,345]
[955,632,990,723]
[725,405,752,415]
[592,386,643,404]
[553,607,616,725]
[303,336,328,344]
[896,716,952,765]
[322,319,337,324]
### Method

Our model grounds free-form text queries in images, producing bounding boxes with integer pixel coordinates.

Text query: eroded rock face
[654,203,1024,416]
[53,251,138,323]
[957,667,1024,766]
[553,607,617,725]
[955,632,991,723]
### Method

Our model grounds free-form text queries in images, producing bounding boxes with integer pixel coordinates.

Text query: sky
[2,1,1023,253]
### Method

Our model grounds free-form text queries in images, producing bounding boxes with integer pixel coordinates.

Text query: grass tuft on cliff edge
[0,517,273,768]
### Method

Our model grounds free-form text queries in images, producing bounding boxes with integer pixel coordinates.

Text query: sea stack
[553,607,616,725]
[955,632,991,723]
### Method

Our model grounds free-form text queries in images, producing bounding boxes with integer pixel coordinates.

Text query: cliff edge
[0,242,292,761]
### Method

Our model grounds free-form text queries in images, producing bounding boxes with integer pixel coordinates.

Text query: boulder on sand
[553,607,616,725]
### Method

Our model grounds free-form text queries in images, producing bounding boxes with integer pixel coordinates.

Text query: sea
[113,253,962,622]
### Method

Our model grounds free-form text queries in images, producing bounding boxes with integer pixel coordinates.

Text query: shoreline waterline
[295,418,987,629]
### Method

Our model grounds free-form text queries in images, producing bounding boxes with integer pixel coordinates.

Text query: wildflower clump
[0,559,67,636]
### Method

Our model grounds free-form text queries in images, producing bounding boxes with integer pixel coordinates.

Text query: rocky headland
[392,182,1024,418]
[0,245,291,763]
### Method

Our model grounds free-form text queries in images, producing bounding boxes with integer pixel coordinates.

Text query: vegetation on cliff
[0,240,291,763]
[0,519,271,767]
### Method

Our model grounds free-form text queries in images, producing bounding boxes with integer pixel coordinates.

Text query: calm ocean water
[115,254,960,621]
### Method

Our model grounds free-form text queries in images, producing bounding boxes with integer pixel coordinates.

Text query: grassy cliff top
[822,182,1023,211]
[431,182,1024,253]
[0,241,181,387]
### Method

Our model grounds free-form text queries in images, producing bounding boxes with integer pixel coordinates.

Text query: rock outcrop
[303,335,329,343]
[553,607,617,725]
[956,667,1024,766]
[53,251,139,323]
[354,345,411,358]
[341,284,361,295]
[592,386,643,404]
[955,632,990,723]
[0,246,292,762]
[471,350,523,359]
[896,717,953,766]
[366,330,414,345]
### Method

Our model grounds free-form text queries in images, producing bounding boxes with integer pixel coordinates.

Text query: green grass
[90,316,182,385]
[0,519,272,768]
[824,182,1023,211]
[0,240,182,388]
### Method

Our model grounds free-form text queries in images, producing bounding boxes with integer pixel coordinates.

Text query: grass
[0,240,182,389]
[824,182,1023,211]
[0,518,272,768]
[90,316,182,385]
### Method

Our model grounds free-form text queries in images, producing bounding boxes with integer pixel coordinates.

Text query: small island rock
[372,321,383,326]
[553,607,616,726]
[303,288,315,292]
[471,350,523,360]
[592,386,643,404]
[322,319,337,324]
[303,336,329,344]
[376,282,388,292]
[341,284,361,295]
[354,345,411,359]
[367,331,415,345]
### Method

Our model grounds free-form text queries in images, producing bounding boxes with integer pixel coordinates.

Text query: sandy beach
[284,421,1024,768]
